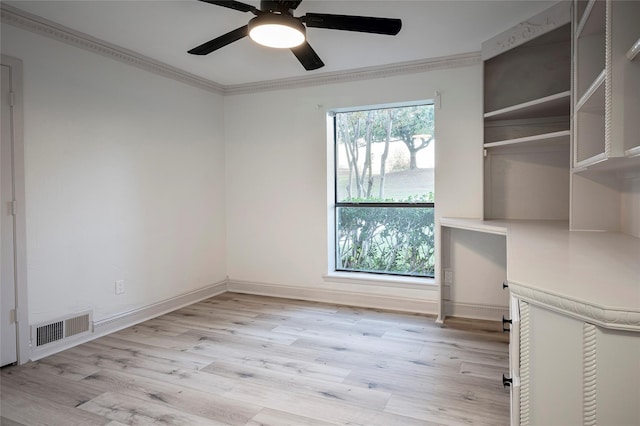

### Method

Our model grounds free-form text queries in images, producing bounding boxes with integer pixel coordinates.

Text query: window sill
[323,272,436,290]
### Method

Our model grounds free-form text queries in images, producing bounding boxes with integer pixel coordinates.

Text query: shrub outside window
[334,103,435,278]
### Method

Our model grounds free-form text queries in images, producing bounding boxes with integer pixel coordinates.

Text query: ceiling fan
[188,0,402,71]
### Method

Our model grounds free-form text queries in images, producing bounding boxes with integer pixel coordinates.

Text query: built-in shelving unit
[570,0,640,233]
[440,3,640,424]
[482,3,571,221]
[572,0,640,169]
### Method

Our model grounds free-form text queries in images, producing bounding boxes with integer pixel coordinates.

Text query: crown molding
[2,3,480,96]
[481,0,570,60]
[223,52,481,95]
[0,3,225,95]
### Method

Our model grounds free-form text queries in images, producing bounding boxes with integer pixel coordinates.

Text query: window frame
[330,101,436,279]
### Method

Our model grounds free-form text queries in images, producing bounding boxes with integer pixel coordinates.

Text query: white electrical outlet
[115,280,125,295]
[444,270,453,284]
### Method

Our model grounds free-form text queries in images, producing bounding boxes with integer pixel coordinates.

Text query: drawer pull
[502,281,508,289]
[502,315,512,332]
[502,374,512,388]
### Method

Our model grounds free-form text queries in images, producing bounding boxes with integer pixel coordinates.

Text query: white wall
[1,25,227,324]
[2,21,503,326]
[224,64,486,310]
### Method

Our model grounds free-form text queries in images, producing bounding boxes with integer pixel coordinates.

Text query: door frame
[1,54,29,364]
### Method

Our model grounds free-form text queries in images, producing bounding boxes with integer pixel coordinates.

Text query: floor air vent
[36,320,64,346]
[32,311,92,348]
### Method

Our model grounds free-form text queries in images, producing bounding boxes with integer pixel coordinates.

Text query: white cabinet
[440,219,640,426]
[509,297,640,426]
[594,327,640,425]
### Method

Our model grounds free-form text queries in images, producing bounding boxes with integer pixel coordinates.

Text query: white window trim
[326,100,436,282]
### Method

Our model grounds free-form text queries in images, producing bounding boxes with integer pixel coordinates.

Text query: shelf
[575,69,605,111]
[575,0,605,39]
[484,91,570,121]
[484,130,570,149]
[573,154,640,173]
[628,37,640,61]
[626,146,640,158]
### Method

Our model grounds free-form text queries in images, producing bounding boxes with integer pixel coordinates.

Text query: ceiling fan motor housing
[248,13,306,48]
[260,0,296,14]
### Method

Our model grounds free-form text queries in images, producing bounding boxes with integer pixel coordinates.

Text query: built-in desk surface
[440,218,640,331]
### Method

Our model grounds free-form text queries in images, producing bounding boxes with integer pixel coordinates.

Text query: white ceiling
[5,0,558,87]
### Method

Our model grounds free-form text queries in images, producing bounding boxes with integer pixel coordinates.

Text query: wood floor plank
[86,335,214,369]
[291,332,424,360]
[181,328,321,363]
[50,351,238,397]
[385,392,509,426]
[220,379,438,426]
[77,368,262,425]
[77,391,228,425]
[0,417,27,426]
[0,387,108,426]
[1,367,105,408]
[0,293,510,425]
[120,315,299,347]
[5,355,101,381]
[201,359,391,410]
[246,408,339,426]
[459,360,509,381]
[188,339,351,383]
[342,361,508,403]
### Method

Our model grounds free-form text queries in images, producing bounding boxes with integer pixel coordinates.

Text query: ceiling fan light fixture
[248,14,305,48]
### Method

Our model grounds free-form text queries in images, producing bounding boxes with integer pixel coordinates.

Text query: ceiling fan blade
[188,25,249,55]
[199,0,258,14]
[303,13,402,35]
[291,42,324,70]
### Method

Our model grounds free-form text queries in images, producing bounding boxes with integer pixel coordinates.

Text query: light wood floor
[1,293,510,426]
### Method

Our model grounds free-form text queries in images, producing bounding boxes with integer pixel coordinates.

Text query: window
[333,103,435,278]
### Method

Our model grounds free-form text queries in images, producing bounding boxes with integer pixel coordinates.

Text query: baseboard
[227,279,438,315]
[29,280,228,361]
[93,280,228,337]
[27,280,505,361]
[443,300,508,321]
